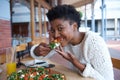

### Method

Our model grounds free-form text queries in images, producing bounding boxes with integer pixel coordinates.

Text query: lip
[59,37,63,42]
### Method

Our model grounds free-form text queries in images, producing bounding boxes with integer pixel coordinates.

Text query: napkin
[23,59,49,67]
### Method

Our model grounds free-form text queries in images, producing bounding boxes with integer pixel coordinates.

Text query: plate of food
[22,59,55,68]
[7,67,65,80]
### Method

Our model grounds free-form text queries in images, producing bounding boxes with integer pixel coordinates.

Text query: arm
[55,45,107,80]
[30,44,41,59]
[30,43,56,59]
[55,35,114,80]
[55,46,86,72]
[80,35,114,80]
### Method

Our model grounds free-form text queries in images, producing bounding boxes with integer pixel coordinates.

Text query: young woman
[30,5,114,80]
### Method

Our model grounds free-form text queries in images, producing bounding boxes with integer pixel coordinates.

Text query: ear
[72,22,78,31]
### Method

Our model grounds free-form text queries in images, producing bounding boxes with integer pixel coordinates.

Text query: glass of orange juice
[6,47,16,76]
[6,62,16,75]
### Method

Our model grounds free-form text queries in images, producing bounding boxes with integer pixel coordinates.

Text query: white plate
[0,68,2,73]
[23,59,49,67]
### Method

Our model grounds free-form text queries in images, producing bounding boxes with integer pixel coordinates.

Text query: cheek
[60,30,74,46]
[64,29,74,39]
[62,28,73,39]
[61,31,68,38]
[49,33,54,42]
[61,31,73,42]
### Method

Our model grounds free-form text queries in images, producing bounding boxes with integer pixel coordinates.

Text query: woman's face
[49,19,76,46]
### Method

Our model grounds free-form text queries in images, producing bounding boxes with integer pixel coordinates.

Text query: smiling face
[49,19,78,47]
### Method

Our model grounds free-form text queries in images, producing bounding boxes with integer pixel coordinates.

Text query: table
[0,59,95,80]
[47,60,95,80]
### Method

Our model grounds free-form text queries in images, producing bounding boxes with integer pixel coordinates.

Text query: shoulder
[82,31,108,53]
[84,31,104,43]
[85,31,100,37]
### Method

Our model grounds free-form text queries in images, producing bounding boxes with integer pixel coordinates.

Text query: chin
[61,42,68,47]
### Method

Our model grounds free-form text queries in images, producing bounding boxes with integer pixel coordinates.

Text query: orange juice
[6,62,16,75]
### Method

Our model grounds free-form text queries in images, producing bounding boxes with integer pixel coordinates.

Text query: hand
[34,42,51,56]
[55,45,85,72]
[55,45,76,63]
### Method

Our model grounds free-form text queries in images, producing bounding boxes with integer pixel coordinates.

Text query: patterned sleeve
[30,44,56,59]
[80,32,114,80]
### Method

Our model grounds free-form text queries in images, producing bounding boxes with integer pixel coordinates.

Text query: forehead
[50,19,70,28]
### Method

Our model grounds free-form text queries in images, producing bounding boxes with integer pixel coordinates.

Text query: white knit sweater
[30,31,114,80]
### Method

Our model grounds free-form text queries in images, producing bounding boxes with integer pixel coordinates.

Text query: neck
[71,32,85,45]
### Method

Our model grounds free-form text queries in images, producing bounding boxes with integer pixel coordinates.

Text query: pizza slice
[49,37,61,49]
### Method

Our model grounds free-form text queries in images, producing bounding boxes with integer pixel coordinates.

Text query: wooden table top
[47,59,94,80]
[0,59,95,80]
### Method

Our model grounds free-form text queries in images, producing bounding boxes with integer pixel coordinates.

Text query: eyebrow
[56,24,64,28]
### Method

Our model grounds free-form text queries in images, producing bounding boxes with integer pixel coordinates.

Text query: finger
[44,44,50,47]
[57,52,71,61]
[59,45,64,52]
[55,49,62,54]
[40,42,49,47]
[39,42,45,46]
[67,53,79,63]
[55,45,63,52]
[68,53,76,59]
[67,53,73,59]
[42,47,51,51]
[39,45,51,51]
[55,46,59,50]
[55,49,68,58]
[55,49,64,57]
[40,51,48,56]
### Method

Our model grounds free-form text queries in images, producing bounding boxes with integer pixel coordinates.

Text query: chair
[111,58,120,80]
[111,58,120,70]
[0,49,6,64]
[16,43,27,67]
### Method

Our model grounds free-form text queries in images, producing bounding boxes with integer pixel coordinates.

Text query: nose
[55,30,60,38]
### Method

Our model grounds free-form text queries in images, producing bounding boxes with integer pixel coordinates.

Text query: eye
[50,28,55,33]
[58,27,63,32]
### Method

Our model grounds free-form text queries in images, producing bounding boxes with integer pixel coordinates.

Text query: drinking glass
[6,47,16,76]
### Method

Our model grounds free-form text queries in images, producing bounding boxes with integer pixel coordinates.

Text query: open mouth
[49,37,61,49]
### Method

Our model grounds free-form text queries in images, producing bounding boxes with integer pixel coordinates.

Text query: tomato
[24,76,28,80]
[29,78,33,80]
[56,37,61,42]
[33,72,37,76]
[38,77,43,80]
[41,74,46,78]
[25,73,29,77]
